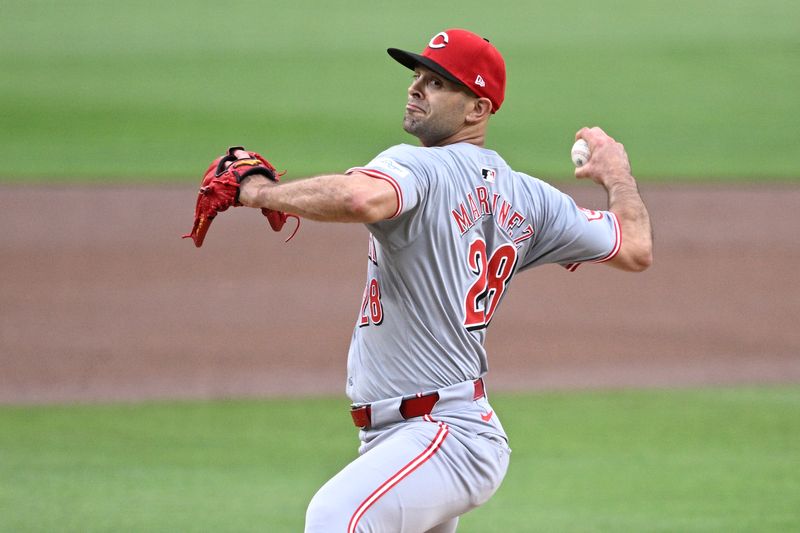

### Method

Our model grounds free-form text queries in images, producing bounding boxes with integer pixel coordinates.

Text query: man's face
[403,66,476,147]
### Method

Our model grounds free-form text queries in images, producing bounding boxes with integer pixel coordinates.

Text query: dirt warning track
[1,183,798,403]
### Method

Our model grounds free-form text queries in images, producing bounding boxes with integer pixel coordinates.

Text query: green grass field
[1,387,798,532]
[1,0,798,181]
[2,2,798,531]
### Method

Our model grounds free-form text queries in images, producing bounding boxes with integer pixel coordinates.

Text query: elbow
[344,191,386,223]
[627,244,654,272]
[611,243,653,272]
[631,250,653,272]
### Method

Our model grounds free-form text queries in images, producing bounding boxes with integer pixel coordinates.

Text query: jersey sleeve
[345,144,427,219]
[520,181,621,272]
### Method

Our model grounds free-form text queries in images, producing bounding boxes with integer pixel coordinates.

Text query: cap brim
[387,48,465,87]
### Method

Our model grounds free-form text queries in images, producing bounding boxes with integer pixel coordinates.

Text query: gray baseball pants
[305,379,511,532]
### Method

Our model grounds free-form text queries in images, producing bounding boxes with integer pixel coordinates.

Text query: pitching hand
[574,127,634,188]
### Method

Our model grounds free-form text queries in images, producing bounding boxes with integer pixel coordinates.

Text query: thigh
[305,420,508,533]
[424,517,458,533]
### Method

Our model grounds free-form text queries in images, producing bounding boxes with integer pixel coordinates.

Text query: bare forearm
[240,173,397,223]
[247,175,355,221]
[606,178,653,271]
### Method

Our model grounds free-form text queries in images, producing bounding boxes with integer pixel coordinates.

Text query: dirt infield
[1,183,799,404]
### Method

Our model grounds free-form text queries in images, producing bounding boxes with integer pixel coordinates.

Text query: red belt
[350,378,486,429]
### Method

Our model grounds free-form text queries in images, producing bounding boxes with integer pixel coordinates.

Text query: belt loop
[398,392,439,420]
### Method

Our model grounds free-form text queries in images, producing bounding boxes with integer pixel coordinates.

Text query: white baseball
[571,139,591,167]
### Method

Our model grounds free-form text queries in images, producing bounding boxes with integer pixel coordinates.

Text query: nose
[408,77,423,99]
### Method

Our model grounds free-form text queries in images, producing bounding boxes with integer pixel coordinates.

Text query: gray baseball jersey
[304,142,620,531]
[345,142,620,404]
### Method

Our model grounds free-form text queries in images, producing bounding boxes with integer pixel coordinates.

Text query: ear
[465,97,493,124]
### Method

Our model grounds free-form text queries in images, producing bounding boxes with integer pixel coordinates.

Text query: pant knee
[305,490,350,532]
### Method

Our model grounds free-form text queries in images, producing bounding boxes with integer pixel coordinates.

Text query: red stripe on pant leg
[347,423,449,533]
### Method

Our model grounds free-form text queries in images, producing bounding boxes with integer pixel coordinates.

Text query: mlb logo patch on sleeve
[481,167,496,183]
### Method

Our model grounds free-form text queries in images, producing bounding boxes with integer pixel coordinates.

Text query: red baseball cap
[388,29,506,113]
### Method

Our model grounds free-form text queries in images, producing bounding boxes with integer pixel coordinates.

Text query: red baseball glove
[182,146,300,247]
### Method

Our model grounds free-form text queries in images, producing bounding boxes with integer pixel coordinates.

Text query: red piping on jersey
[346,167,404,219]
[347,422,449,533]
[596,212,622,263]
[564,211,622,272]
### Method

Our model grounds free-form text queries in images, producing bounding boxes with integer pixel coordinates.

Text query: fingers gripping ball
[571,139,591,167]
[182,147,299,247]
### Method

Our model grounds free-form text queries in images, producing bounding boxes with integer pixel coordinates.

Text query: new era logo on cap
[387,28,507,113]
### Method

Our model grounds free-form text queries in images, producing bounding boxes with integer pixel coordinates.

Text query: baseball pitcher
[184,28,653,533]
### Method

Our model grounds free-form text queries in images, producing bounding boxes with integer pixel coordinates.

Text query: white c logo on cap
[428,31,449,49]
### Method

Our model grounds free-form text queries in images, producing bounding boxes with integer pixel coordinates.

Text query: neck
[420,122,487,148]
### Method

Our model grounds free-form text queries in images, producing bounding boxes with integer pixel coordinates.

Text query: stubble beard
[403,113,451,147]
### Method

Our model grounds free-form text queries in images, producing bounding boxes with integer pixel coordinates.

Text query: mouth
[405,102,425,114]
